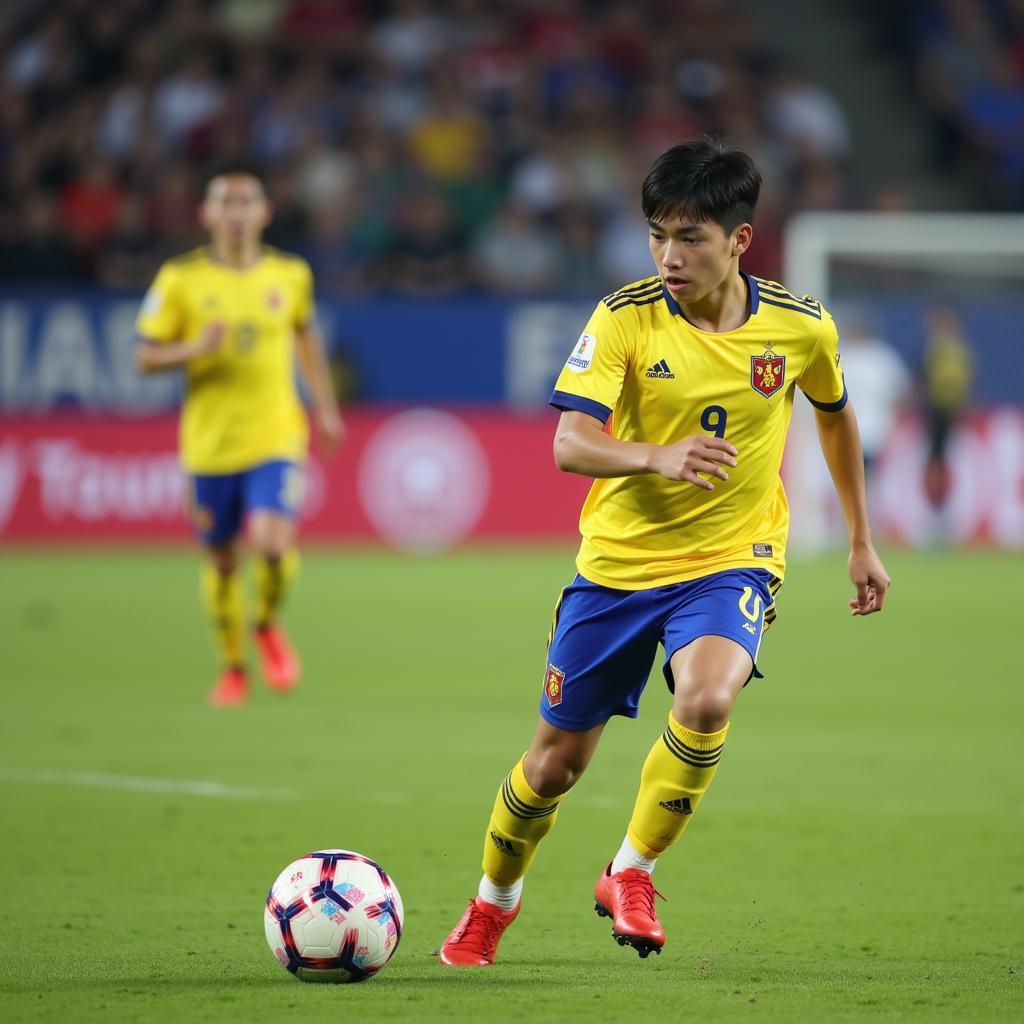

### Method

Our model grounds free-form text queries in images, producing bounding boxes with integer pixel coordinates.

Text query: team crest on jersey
[265,288,283,311]
[544,665,565,707]
[751,343,786,398]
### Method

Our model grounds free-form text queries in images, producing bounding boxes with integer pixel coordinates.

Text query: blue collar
[662,270,759,324]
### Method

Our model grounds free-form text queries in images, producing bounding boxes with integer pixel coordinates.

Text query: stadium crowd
[872,0,1024,207]
[0,0,981,297]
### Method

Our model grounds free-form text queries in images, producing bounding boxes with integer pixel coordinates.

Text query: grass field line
[0,767,296,801]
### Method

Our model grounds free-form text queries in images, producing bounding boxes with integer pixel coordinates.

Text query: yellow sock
[626,713,730,858]
[481,754,562,885]
[200,564,245,668]
[253,550,300,628]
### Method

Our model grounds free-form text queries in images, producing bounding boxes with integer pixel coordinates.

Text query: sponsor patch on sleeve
[565,333,597,373]
[140,287,163,317]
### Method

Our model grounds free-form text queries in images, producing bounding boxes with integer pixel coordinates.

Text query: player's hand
[648,435,738,490]
[192,322,227,357]
[848,544,891,616]
[315,406,345,458]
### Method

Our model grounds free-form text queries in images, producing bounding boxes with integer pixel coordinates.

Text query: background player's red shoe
[438,897,520,966]
[594,863,665,958]
[254,625,301,691]
[208,667,248,708]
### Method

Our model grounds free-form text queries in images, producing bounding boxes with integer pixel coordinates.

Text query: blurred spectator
[920,307,975,524]
[154,52,223,149]
[148,161,201,249]
[835,309,912,486]
[963,50,1024,204]
[295,132,358,213]
[407,68,487,181]
[263,165,309,249]
[94,191,162,289]
[556,204,604,295]
[370,0,452,77]
[383,188,467,296]
[471,202,561,294]
[0,191,81,280]
[216,0,289,42]
[96,42,161,161]
[509,134,575,218]
[598,210,657,288]
[60,160,123,251]
[300,199,366,295]
[765,65,850,165]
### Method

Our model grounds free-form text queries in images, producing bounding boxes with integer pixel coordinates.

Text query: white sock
[478,874,522,911]
[610,836,657,875]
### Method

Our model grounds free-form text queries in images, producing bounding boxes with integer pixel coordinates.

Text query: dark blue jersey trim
[549,390,613,424]
[663,272,759,324]
[804,382,848,412]
[742,271,760,314]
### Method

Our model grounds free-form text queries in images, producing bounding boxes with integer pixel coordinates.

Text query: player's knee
[527,748,586,798]
[209,547,238,575]
[256,542,290,563]
[677,686,735,732]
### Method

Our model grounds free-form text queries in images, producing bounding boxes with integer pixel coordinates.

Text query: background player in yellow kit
[135,161,343,707]
[440,138,891,965]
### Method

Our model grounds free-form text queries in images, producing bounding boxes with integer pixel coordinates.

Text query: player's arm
[801,309,891,615]
[135,323,226,374]
[813,403,890,615]
[134,263,225,374]
[551,301,736,489]
[554,412,737,489]
[294,320,344,456]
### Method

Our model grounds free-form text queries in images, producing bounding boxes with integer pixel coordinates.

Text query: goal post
[783,212,1024,303]
[780,212,1024,552]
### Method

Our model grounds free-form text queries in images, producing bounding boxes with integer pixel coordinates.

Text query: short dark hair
[641,137,761,235]
[203,157,267,194]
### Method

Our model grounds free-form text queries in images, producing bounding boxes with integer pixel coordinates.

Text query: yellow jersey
[136,246,314,474]
[550,272,847,589]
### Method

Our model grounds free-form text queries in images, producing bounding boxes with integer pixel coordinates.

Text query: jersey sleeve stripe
[603,276,661,302]
[606,292,664,312]
[604,283,662,310]
[758,295,822,320]
[754,278,820,310]
[549,390,613,423]
[804,382,848,412]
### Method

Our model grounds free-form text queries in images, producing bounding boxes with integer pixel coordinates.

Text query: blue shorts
[188,460,303,546]
[540,568,782,731]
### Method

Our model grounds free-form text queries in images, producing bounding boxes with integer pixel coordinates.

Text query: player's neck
[676,267,749,334]
[209,238,263,270]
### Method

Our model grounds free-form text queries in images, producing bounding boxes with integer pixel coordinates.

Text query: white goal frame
[780,212,1024,552]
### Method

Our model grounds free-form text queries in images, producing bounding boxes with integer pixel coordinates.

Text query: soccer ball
[264,849,404,982]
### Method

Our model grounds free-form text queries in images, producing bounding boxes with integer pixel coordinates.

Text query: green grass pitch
[0,546,1020,1023]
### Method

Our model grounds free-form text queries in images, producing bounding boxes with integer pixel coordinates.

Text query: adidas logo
[645,359,675,379]
[489,831,520,856]
[658,797,693,815]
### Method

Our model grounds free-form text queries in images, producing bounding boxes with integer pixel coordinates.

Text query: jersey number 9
[700,405,728,439]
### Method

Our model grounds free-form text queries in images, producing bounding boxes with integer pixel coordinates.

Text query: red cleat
[254,625,301,692]
[594,863,665,958]
[208,667,248,708]
[439,897,520,966]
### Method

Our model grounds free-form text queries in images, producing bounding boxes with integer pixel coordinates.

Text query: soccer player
[439,138,891,965]
[135,161,343,707]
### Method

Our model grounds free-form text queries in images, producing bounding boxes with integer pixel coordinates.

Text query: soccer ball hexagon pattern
[264,849,404,983]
